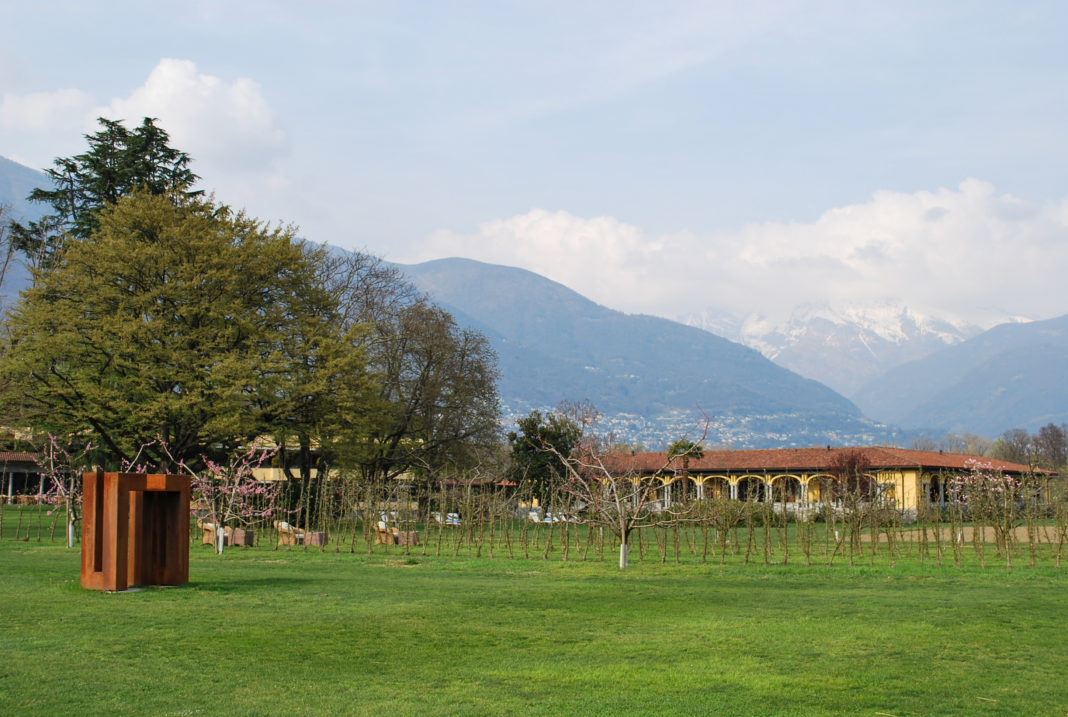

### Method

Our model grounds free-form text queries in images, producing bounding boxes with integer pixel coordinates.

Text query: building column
[729,482,738,500]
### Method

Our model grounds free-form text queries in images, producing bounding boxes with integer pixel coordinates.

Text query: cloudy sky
[3,2,1067,325]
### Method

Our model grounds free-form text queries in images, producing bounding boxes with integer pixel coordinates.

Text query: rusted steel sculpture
[81,471,191,591]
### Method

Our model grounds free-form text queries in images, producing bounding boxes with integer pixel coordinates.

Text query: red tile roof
[0,452,39,464]
[603,446,1041,475]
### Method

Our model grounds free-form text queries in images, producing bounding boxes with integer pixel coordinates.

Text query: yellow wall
[671,468,926,509]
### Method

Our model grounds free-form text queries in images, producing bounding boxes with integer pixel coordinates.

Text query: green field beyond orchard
[2,518,1067,716]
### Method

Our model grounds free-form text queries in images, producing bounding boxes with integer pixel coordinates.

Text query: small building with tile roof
[1,451,44,502]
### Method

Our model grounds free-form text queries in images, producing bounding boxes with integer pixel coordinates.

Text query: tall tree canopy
[989,428,1033,466]
[339,254,501,480]
[0,191,370,468]
[9,117,200,271]
[1031,423,1067,471]
[1,122,500,479]
[507,408,583,501]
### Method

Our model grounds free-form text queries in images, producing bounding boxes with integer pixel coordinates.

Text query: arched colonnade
[655,471,894,509]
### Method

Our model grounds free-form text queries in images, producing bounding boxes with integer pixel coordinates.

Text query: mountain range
[394,259,1066,444]
[0,155,46,223]
[396,257,895,448]
[0,155,44,305]
[0,153,1063,444]
[682,303,1015,397]
[852,314,1068,435]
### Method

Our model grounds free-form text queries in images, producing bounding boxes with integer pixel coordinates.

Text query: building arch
[647,474,671,509]
[923,472,951,507]
[698,475,730,500]
[771,475,802,503]
[805,474,837,504]
[736,475,767,502]
[667,474,699,504]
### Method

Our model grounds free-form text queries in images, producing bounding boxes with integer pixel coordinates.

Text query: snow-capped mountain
[683,302,1025,398]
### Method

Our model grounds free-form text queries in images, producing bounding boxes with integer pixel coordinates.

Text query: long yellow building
[607,446,1045,512]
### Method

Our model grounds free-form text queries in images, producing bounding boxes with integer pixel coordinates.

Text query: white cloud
[97,58,287,174]
[407,180,1068,325]
[0,59,290,212]
[0,88,96,166]
[0,88,94,131]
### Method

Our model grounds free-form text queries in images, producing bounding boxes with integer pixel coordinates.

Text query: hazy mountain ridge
[396,257,903,448]
[0,156,47,304]
[853,313,1068,435]
[6,153,1059,442]
[0,155,47,222]
[682,302,1024,396]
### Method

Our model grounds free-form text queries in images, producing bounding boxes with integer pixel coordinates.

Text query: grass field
[2,508,1067,716]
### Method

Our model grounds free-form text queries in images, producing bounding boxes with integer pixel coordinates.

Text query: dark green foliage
[507,409,582,500]
[9,117,200,271]
[0,191,364,469]
[667,438,704,465]
[0,131,500,480]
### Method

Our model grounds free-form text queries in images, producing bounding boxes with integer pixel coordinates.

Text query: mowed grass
[2,521,1067,715]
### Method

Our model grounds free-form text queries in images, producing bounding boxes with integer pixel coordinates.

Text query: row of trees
[4,118,1064,569]
[0,118,501,494]
[13,426,1063,573]
[915,424,1068,472]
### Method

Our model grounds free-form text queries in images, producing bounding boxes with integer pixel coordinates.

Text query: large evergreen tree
[0,191,369,468]
[1,121,501,480]
[9,117,200,271]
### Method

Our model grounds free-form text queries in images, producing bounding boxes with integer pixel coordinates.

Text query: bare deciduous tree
[544,421,708,569]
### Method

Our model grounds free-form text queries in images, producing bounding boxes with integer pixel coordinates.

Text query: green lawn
[2,522,1066,716]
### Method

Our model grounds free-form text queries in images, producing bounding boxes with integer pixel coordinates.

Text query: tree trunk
[66,506,76,549]
[619,540,628,569]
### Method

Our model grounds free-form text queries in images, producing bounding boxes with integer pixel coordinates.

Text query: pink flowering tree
[34,434,193,547]
[30,433,284,554]
[186,442,283,554]
[35,434,95,548]
[948,458,1033,565]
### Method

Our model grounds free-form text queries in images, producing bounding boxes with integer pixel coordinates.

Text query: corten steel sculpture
[80,471,191,591]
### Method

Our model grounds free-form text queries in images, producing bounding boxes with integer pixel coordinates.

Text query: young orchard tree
[35,434,95,548]
[544,422,708,569]
[667,438,704,502]
[188,443,283,554]
[826,449,882,565]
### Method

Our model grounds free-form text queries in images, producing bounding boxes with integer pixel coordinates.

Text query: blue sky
[2,2,1067,325]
